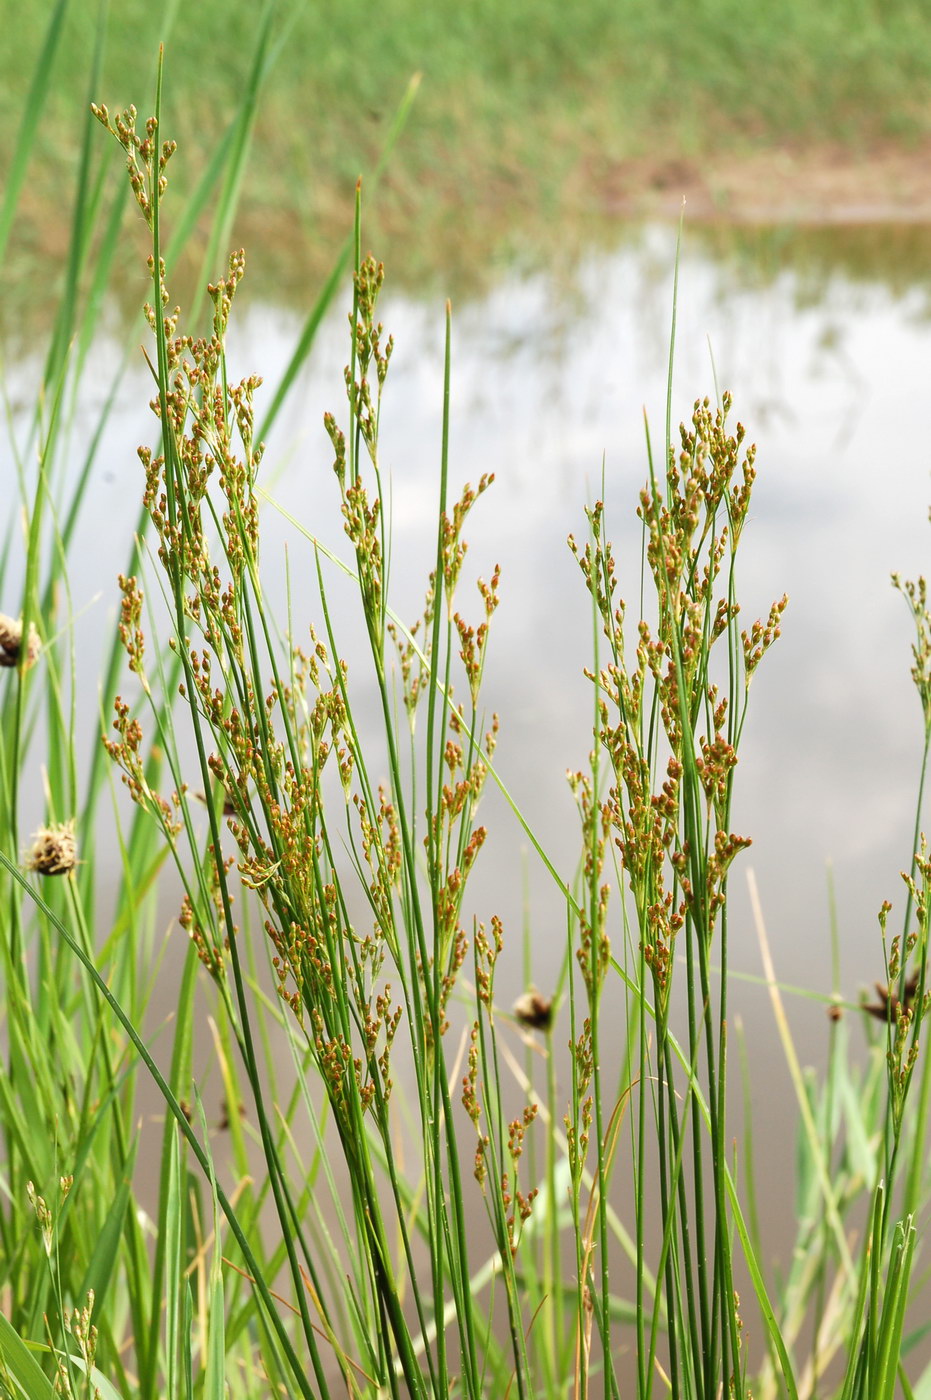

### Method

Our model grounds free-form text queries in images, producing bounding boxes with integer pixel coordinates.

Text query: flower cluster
[569,395,785,1019]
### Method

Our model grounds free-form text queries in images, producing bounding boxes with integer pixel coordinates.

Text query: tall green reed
[0,11,390,1392]
[566,394,791,1396]
[90,84,508,1398]
[86,92,801,1392]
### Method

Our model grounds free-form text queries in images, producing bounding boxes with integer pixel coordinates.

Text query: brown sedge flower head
[863,969,920,1023]
[91,103,176,229]
[513,987,554,1031]
[0,613,41,670]
[441,475,495,603]
[25,821,78,877]
[893,570,931,732]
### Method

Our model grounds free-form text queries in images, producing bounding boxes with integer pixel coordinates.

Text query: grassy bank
[3,0,931,313]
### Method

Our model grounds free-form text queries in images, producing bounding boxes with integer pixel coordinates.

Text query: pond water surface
[9,220,931,1294]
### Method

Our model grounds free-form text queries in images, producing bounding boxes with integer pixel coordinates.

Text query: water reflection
[8,226,931,1265]
[257,226,931,1010]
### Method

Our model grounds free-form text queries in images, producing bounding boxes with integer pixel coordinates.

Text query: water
[254,225,931,1004]
[8,221,931,1306]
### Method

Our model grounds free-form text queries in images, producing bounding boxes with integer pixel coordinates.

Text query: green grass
[3,0,931,315]
[5,16,931,1400]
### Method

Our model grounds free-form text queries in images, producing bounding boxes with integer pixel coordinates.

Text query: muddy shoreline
[7,140,931,345]
[595,141,931,225]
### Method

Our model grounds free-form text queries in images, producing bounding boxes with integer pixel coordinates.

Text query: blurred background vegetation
[4,0,931,329]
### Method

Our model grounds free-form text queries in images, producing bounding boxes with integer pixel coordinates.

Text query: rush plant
[4,51,931,1400]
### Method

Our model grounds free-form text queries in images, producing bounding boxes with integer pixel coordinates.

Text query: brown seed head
[862,970,920,1022]
[25,821,78,877]
[513,987,554,1032]
[0,613,41,670]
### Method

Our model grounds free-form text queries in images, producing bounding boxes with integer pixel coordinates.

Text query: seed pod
[0,613,41,670]
[513,988,554,1032]
[25,822,78,877]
